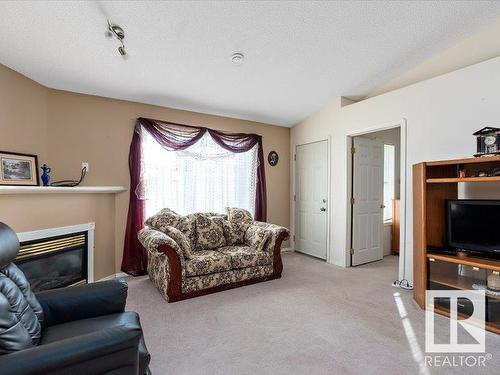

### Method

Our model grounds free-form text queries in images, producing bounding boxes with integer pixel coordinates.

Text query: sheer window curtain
[141,131,258,218]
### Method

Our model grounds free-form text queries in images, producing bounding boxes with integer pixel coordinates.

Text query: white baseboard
[98,272,129,281]
[282,247,294,252]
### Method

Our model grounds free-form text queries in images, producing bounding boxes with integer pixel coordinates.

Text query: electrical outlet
[82,162,89,172]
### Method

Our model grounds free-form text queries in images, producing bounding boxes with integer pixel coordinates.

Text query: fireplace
[15,223,95,292]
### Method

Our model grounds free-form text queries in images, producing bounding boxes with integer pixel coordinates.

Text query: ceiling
[1,1,500,127]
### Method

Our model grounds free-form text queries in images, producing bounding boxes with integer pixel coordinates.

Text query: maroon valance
[121,117,267,276]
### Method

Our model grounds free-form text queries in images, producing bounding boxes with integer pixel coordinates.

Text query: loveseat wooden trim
[157,232,287,302]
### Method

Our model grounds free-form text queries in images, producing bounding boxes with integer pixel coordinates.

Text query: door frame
[293,138,332,262]
[345,119,407,280]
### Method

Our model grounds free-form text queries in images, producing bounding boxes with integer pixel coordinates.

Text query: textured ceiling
[1,1,500,127]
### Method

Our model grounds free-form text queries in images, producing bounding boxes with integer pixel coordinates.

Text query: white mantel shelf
[0,186,127,195]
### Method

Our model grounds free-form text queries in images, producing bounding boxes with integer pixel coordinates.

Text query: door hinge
[293,235,295,241]
[294,154,296,161]
[350,248,354,255]
[351,197,355,205]
[293,194,296,202]
[351,147,356,155]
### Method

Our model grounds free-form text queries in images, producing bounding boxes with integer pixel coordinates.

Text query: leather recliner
[0,222,151,375]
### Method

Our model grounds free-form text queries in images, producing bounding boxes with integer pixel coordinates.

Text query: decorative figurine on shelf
[459,169,467,178]
[488,273,500,292]
[473,127,500,157]
[40,164,51,186]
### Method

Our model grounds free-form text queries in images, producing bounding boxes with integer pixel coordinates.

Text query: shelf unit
[413,156,500,335]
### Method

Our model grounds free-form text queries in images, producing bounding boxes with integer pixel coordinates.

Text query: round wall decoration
[268,151,279,166]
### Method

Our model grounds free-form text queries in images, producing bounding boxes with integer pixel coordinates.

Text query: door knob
[380,204,386,209]
[320,207,327,212]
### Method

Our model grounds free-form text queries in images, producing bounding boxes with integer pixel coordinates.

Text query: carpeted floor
[126,252,500,375]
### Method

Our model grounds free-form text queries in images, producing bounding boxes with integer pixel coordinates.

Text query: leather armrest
[36,279,128,328]
[0,326,141,375]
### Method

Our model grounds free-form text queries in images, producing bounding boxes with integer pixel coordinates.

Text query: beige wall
[0,63,290,278]
[0,65,48,161]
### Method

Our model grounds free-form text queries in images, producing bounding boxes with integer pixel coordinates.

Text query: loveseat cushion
[146,208,196,248]
[217,245,272,269]
[194,214,226,250]
[185,250,232,277]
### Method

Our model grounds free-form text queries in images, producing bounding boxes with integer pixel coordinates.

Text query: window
[141,131,258,218]
[383,144,395,222]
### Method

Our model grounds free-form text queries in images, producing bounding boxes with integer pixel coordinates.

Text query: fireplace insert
[15,232,88,292]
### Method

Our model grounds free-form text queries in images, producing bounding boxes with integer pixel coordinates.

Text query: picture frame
[268,150,279,166]
[0,151,39,186]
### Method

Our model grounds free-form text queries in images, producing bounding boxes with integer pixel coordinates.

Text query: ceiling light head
[231,52,244,65]
[110,24,125,40]
[118,45,127,58]
[106,20,128,59]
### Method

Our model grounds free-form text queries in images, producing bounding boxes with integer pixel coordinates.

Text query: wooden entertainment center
[413,156,500,334]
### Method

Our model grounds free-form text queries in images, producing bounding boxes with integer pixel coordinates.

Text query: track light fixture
[105,20,127,58]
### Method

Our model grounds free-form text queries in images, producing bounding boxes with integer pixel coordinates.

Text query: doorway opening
[349,126,402,271]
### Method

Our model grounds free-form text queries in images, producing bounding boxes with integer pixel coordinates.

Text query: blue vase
[40,164,51,186]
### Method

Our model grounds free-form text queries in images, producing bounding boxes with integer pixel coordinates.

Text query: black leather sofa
[0,222,151,375]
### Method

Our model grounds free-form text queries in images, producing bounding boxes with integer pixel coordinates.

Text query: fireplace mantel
[0,186,127,194]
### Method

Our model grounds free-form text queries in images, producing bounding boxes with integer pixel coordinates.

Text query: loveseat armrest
[36,280,128,328]
[252,221,290,240]
[138,228,185,302]
[138,228,185,261]
[0,326,141,375]
[247,222,289,278]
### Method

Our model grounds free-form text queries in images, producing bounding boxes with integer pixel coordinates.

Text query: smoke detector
[231,53,244,65]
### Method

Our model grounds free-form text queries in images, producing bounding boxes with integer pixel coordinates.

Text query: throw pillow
[161,226,194,259]
[225,207,253,225]
[194,214,226,250]
[222,220,247,245]
[145,208,182,231]
[146,208,196,249]
[245,226,272,252]
[225,207,253,245]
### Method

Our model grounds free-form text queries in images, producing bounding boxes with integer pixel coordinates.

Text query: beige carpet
[126,253,500,374]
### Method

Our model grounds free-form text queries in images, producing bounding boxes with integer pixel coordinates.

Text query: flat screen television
[446,200,500,255]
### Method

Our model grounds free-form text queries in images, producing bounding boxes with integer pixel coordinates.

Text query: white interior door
[351,137,384,266]
[295,140,328,259]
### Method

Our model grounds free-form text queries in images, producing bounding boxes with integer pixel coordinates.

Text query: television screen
[446,200,500,254]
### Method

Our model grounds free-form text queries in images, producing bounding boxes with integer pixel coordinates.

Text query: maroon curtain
[121,117,267,275]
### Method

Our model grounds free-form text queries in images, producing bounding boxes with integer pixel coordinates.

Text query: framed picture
[268,151,279,166]
[0,151,39,186]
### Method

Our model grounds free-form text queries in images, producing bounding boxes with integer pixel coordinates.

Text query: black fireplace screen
[15,232,88,292]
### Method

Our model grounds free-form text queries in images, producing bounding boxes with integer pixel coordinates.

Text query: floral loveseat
[138,207,289,302]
